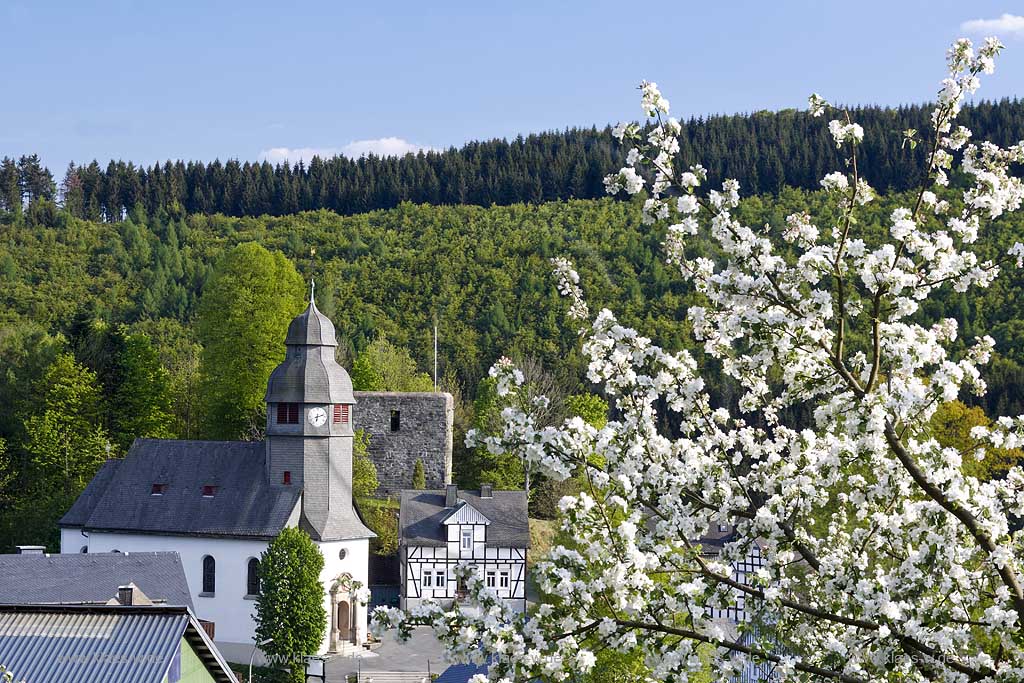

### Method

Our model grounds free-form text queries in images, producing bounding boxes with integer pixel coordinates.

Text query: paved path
[326,628,449,682]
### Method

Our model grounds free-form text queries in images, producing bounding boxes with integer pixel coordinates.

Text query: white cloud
[961,13,1024,39]
[258,137,433,164]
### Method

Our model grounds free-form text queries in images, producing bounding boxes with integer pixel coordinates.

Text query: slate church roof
[0,551,194,610]
[399,489,530,547]
[59,439,301,539]
[266,300,354,404]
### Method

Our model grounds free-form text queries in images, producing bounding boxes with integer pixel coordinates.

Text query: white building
[59,296,375,663]
[399,485,528,612]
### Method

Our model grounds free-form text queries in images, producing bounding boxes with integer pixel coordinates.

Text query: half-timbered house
[398,485,529,612]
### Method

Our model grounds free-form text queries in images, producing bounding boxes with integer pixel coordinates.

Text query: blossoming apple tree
[373,37,1024,683]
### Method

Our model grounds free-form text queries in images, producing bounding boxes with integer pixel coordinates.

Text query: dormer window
[202,485,217,497]
[151,483,166,496]
[283,471,291,485]
[460,528,473,551]
[277,403,299,424]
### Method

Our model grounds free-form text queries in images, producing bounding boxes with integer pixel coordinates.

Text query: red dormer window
[283,471,291,485]
[202,485,217,497]
[151,483,166,496]
[277,403,299,424]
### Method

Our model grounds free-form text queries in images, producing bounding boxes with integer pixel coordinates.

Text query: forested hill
[3,99,1024,221]
[3,192,1024,421]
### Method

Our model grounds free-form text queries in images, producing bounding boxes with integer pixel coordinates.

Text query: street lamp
[249,637,273,682]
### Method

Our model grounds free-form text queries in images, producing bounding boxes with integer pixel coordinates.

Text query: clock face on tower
[308,407,328,427]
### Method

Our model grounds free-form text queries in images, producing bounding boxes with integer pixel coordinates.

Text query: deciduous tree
[255,528,326,682]
[196,243,304,439]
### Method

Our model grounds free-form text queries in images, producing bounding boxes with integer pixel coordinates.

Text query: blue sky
[2,0,1023,174]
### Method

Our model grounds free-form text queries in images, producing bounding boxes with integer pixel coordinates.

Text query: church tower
[264,291,374,541]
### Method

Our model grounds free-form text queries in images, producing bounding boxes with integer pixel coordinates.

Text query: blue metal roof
[435,661,489,683]
[0,605,237,683]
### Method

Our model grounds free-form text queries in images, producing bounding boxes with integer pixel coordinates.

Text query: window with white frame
[499,570,509,589]
[422,570,433,588]
[435,571,446,588]
[486,570,496,588]
[461,528,473,551]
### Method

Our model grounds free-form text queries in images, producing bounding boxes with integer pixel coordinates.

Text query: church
[59,295,376,663]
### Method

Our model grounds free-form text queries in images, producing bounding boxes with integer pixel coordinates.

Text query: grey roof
[60,439,301,539]
[60,458,121,527]
[300,510,376,543]
[285,300,337,346]
[266,301,354,403]
[0,552,194,610]
[264,345,354,404]
[0,604,237,683]
[399,489,530,548]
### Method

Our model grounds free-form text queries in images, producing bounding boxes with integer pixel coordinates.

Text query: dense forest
[3,190,1024,415]
[3,99,1024,221]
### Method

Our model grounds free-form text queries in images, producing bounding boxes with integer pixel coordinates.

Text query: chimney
[118,585,135,606]
[445,484,458,508]
[15,545,45,555]
[480,483,493,499]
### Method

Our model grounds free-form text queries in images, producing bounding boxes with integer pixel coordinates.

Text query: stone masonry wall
[353,392,453,495]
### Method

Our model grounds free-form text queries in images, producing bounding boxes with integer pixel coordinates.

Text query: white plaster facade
[61,528,370,663]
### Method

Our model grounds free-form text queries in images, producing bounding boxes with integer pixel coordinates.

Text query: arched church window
[202,555,216,594]
[247,558,260,596]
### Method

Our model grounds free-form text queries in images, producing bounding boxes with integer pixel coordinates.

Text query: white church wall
[317,538,371,649]
[60,527,89,555]
[81,531,269,649]
[72,530,375,658]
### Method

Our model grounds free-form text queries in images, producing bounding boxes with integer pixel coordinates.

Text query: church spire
[310,278,316,305]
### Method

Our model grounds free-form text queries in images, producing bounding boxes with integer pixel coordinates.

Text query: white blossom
[374,37,1024,683]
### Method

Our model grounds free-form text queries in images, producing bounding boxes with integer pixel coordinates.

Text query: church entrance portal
[337,600,350,639]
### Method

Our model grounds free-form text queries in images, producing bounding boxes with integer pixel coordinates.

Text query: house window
[486,571,496,588]
[499,571,510,589]
[718,523,729,533]
[202,556,216,594]
[247,558,260,596]
[283,471,291,485]
[202,485,217,497]
[422,571,433,588]
[277,403,299,424]
[435,571,446,588]
[460,528,473,552]
[390,410,400,431]
[151,483,166,495]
